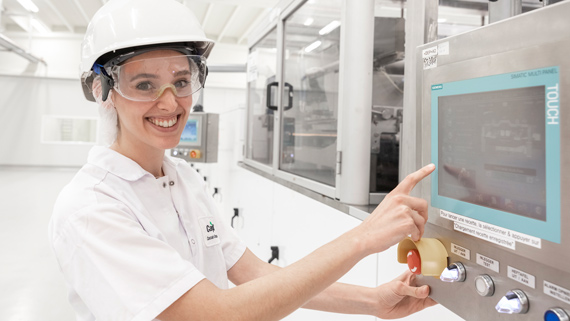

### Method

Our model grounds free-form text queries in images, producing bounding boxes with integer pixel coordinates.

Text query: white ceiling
[0,0,556,46]
[0,0,279,45]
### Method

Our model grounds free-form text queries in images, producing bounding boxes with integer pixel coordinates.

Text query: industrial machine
[398,2,570,320]
[244,0,406,204]
[170,112,219,163]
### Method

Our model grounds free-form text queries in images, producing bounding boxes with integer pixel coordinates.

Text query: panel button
[474,274,495,297]
[495,289,529,314]
[545,308,570,321]
[440,262,466,282]
[190,149,202,159]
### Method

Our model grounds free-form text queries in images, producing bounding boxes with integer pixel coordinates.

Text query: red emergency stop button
[407,249,421,275]
[189,150,201,159]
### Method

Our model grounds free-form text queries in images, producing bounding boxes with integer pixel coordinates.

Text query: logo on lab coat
[200,217,220,247]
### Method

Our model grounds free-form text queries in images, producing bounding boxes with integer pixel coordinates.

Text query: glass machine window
[280,0,341,186]
[247,28,278,166]
[370,5,406,193]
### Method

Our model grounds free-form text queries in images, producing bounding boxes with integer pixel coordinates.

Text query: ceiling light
[304,18,314,26]
[17,0,39,13]
[304,40,322,53]
[319,20,340,36]
[31,18,51,33]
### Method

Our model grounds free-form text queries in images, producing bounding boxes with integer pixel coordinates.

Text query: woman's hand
[372,271,437,319]
[354,164,435,255]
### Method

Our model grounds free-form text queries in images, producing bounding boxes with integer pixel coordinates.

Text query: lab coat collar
[87,146,181,181]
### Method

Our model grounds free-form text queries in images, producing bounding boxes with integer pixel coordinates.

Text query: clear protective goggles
[96,54,207,102]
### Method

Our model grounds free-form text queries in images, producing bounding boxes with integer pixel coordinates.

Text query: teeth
[149,116,177,128]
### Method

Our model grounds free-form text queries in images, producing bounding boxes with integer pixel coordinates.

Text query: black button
[169,181,175,186]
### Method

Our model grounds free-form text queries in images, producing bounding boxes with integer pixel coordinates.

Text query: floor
[0,166,77,321]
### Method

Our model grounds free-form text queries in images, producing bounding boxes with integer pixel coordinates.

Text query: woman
[49,0,436,320]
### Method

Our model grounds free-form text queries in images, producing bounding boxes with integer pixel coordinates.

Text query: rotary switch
[440,262,466,282]
[495,289,529,314]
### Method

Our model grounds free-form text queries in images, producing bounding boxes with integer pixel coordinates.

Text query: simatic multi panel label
[431,66,561,244]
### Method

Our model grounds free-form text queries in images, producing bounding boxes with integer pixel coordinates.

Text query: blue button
[545,311,561,321]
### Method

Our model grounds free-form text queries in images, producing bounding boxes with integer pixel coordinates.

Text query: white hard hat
[80,0,215,101]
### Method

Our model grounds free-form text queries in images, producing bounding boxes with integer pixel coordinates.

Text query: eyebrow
[172,70,191,77]
[130,73,159,82]
[129,70,191,82]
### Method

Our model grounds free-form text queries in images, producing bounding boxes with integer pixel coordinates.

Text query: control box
[408,2,570,320]
[171,112,219,163]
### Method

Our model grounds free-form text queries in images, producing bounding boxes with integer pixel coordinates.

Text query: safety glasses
[96,54,207,102]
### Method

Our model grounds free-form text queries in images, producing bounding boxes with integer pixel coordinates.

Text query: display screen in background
[180,119,199,143]
[438,86,546,221]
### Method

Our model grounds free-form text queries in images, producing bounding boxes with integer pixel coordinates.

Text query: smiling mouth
[147,115,180,128]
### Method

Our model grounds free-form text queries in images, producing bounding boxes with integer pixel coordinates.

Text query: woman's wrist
[341,226,371,261]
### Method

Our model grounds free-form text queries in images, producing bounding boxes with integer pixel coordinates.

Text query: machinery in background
[171,112,219,163]
[244,0,408,205]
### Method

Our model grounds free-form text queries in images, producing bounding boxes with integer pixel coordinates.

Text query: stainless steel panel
[416,2,570,320]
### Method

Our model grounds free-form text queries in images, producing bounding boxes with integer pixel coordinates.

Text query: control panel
[408,2,570,320]
[170,112,219,163]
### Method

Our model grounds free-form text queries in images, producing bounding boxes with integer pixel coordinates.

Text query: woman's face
[112,50,194,152]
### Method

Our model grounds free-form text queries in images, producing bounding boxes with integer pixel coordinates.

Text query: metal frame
[0,33,46,64]
[400,0,438,197]
[335,0,375,205]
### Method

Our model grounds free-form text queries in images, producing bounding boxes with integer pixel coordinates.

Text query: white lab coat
[49,146,246,321]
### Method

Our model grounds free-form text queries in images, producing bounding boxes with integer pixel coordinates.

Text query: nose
[156,87,178,112]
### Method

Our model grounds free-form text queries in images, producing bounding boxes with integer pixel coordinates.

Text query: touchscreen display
[180,119,199,143]
[438,86,546,221]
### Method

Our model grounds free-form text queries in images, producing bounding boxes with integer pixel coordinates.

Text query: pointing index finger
[393,164,436,195]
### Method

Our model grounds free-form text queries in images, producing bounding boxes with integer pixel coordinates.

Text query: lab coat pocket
[198,216,221,247]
